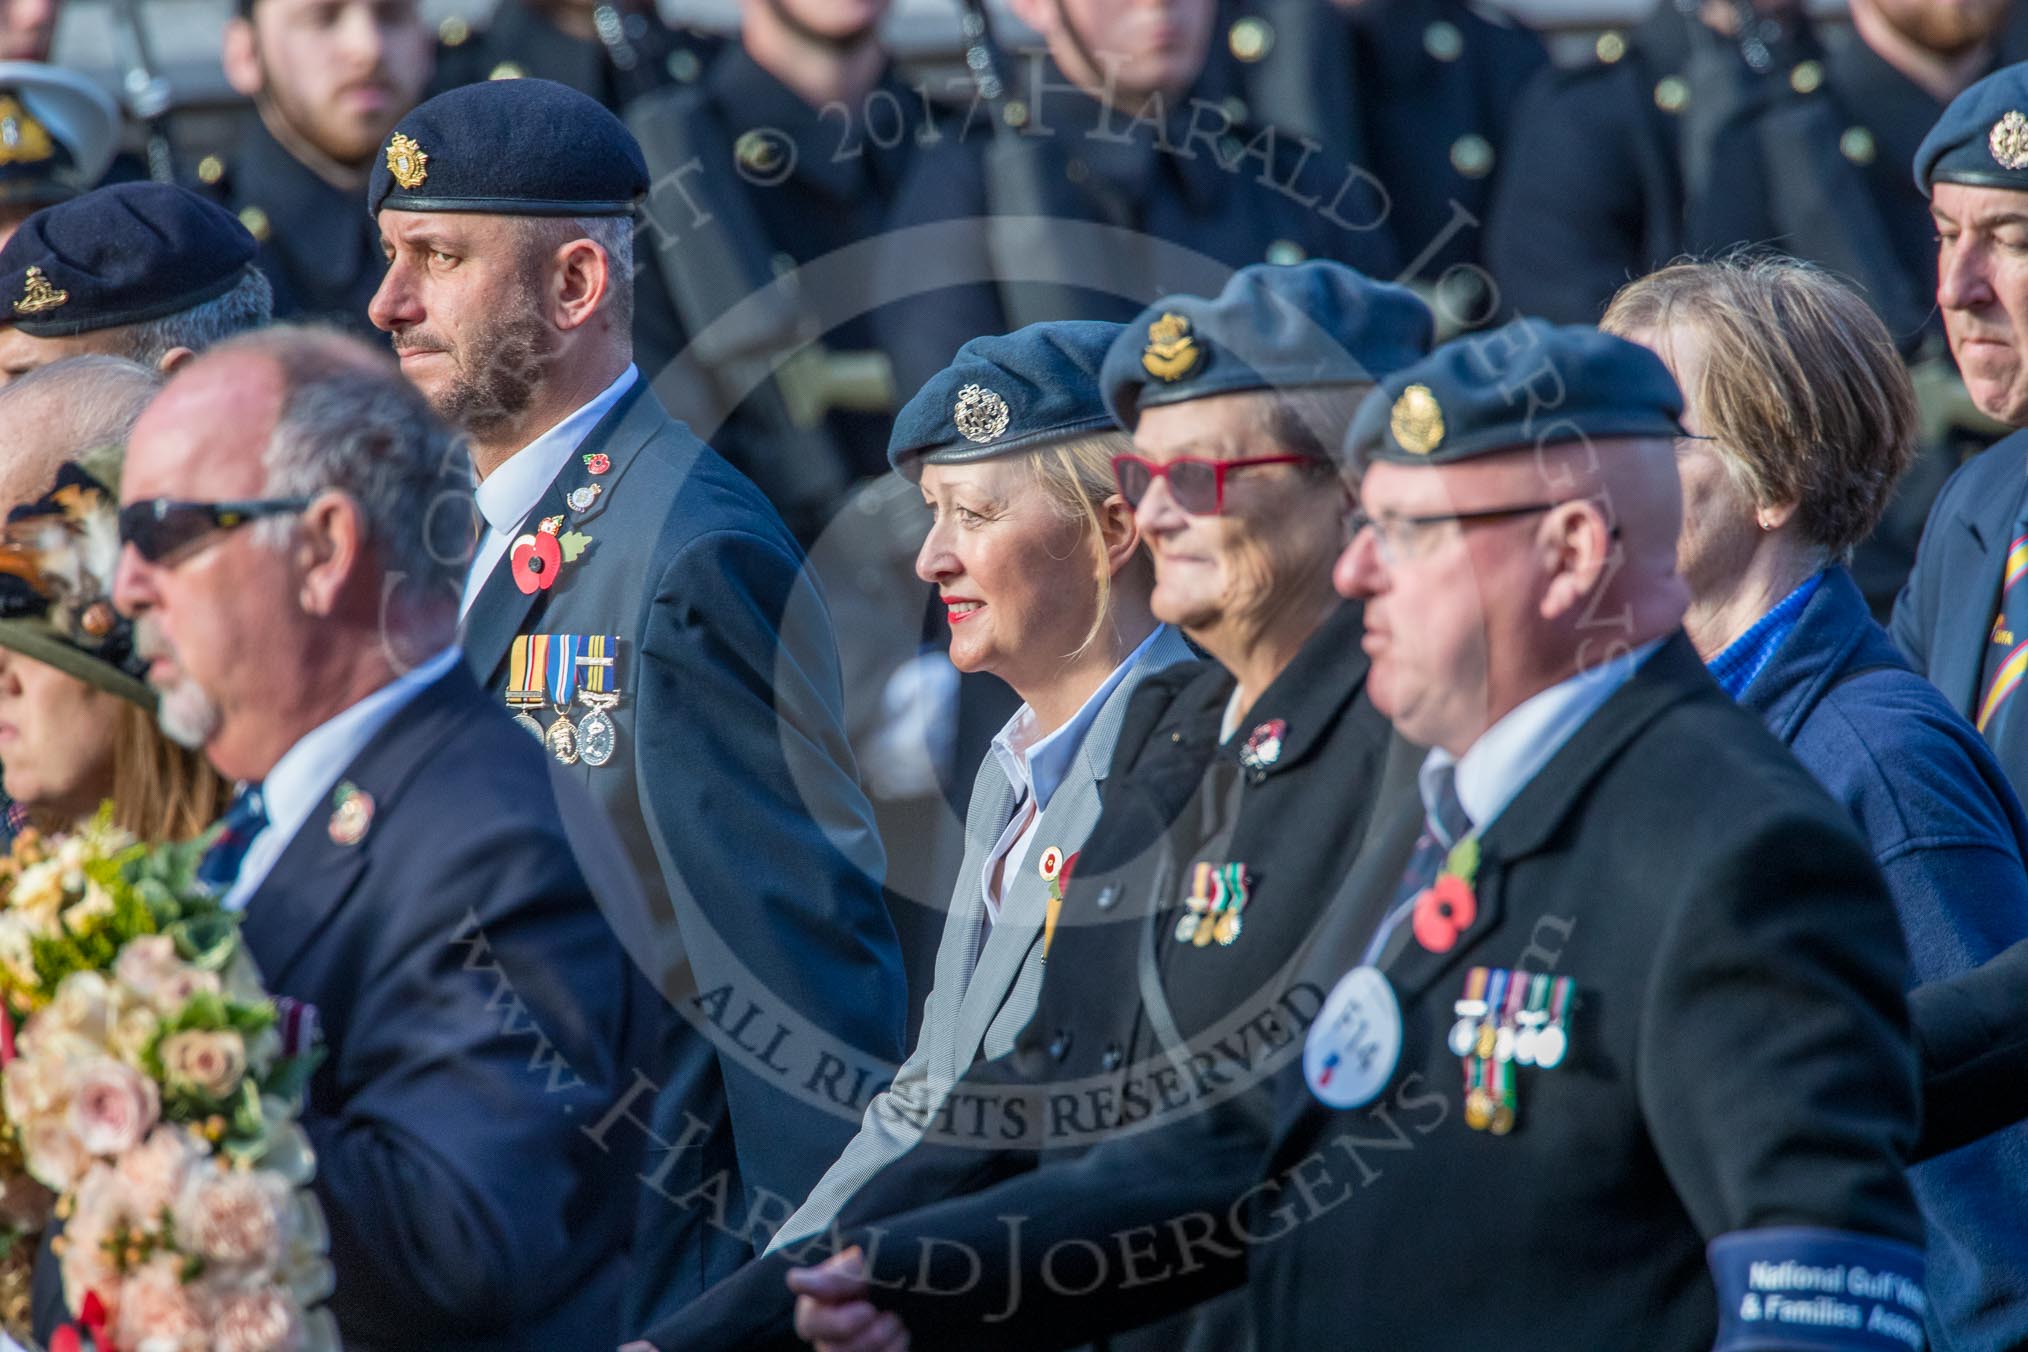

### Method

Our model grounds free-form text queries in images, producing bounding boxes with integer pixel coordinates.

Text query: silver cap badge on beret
[1992,110,2028,171]
[953,383,1010,443]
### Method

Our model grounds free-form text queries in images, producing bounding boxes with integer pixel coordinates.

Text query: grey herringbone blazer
[771,626,1196,1246]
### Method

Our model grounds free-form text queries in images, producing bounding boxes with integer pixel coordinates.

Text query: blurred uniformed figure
[627,0,921,539]
[430,0,720,111]
[1218,0,1545,320]
[0,62,118,247]
[871,0,1401,399]
[199,0,434,335]
[1492,0,2028,614]
[0,182,272,382]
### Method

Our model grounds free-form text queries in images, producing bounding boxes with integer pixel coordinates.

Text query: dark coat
[639,601,1403,1352]
[112,664,655,1351]
[1741,566,2028,1348]
[193,114,385,339]
[457,380,907,1335]
[1914,936,2028,1159]
[1247,635,1925,1351]
[1893,427,2028,787]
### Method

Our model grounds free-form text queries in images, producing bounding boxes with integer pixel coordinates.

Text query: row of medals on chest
[507,645,618,766]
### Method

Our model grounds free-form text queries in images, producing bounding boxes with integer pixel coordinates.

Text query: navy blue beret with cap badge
[1099,260,1434,429]
[0,449,150,707]
[1348,318,1684,468]
[1915,61,2028,195]
[0,182,257,337]
[887,320,1125,480]
[368,77,649,218]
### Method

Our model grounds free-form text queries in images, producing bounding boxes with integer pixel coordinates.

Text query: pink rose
[21,1113,91,1193]
[174,1169,289,1271]
[116,1126,202,1223]
[161,1029,247,1100]
[59,1164,127,1325]
[115,936,219,1014]
[114,1255,206,1352]
[209,1283,304,1352]
[66,1056,159,1157]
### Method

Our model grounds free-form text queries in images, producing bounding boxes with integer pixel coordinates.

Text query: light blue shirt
[980,624,1168,919]
[459,364,639,616]
[1419,639,1665,846]
[223,647,464,911]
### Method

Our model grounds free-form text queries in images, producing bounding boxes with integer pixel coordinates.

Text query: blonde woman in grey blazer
[770,320,1198,1249]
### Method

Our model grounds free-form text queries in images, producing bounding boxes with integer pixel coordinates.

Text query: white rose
[65,1056,159,1157]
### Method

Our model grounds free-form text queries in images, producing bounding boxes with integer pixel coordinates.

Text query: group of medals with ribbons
[506,633,622,767]
[1450,967,1576,1135]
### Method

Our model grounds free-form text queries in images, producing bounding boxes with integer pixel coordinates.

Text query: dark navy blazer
[1892,428,2028,786]
[457,378,908,1335]
[237,662,661,1350]
[1749,566,2028,1350]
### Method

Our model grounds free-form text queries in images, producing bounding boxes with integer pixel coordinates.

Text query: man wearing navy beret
[361,76,907,1338]
[0,181,273,383]
[1890,55,2028,1243]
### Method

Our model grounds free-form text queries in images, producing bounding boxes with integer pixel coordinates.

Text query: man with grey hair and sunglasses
[93,324,663,1350]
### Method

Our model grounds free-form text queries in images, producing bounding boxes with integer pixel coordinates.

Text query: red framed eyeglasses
[1110,453,1316,516]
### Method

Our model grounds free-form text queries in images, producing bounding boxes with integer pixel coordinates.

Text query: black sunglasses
[118,497,313,564]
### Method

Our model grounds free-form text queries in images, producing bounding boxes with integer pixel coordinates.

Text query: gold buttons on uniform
[437,15,469,46]
[196,154,224,185]
[1450,133,1494,178]
[1003,99,1029,129]
[1841,126,1876,165]
[1789,60,1823,94]
[1424,21,1464,62]
[1229,16,1274,63]
[668,49,701,82]
[734,129,783,175]
[237,205,270,243]
[488,61,524,81]
[1266,239,1306,265]
[1223,96,1249,126]
[1595,31,1627,63]
[1654,76,1689,114]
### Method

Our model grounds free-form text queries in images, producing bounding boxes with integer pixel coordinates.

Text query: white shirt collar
[1418,639,1664,844]
[989,625,1167,815]
[222,647,464,911]
[473,364,638,536]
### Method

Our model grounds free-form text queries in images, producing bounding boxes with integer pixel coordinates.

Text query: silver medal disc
[1534,1024,1567,1069]
[546,714,580,765]
[1447,1017,1478,1059]
[579,707,616,766]
[513,711,545,740]
[1494,1025,1517,1063]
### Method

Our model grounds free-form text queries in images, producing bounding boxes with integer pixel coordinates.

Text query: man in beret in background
[1898,63,2028,799]
[207,0,435,335]
[0,181,272,384]
[362,76,906,1336]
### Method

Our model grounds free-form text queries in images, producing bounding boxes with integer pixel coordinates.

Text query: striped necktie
[196,784,268,893]
[1361,766,1473,970]
[1976,531,2028,741]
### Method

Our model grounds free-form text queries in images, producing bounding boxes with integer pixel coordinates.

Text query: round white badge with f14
[1303,965,1403,1109]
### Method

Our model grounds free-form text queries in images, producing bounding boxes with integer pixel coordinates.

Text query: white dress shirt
[223,647,464,911]
[1417,639,1665,846]
[979,626,1167,923]
[458,364,639,616]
